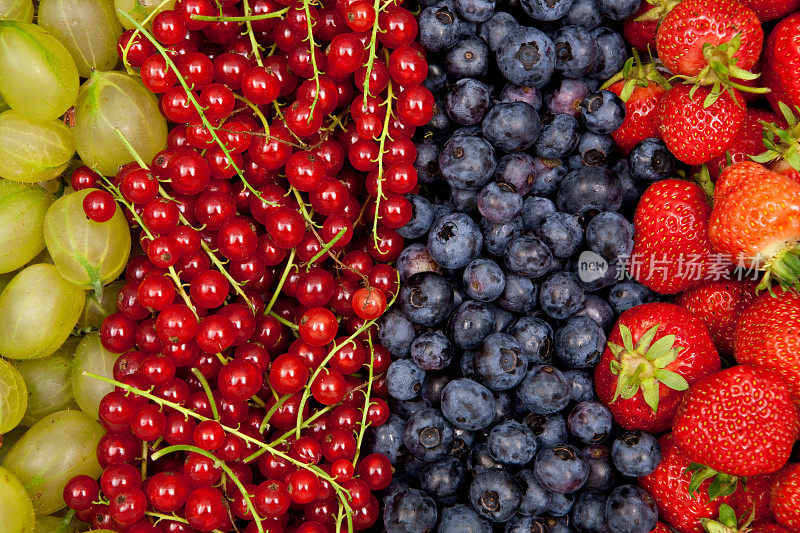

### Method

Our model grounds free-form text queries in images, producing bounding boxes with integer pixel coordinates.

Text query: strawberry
[624,2,661,51]
[605,53,671,154]
[706,108,781,180]
[672,365,799,478]
[639,433,733,533]
[763,13,800,111]
[652,523,674,533]
[738,0,800,20]
[729,472,778,524]
[734,288,800,400]
[750,523,792,533]
[674,279,758,355]
[771,464,800,530]
[631,179,729,294]
[752,102,800,184]
[656,0,763,82]
[708,161,800,292]
[658,84,746,165]
[595,303,720,433]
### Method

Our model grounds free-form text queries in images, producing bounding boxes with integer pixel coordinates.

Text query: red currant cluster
[62,0,434,529]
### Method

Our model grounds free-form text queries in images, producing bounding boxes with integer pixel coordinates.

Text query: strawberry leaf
[607,342,624,359]
[652,351,678,368]
[636,324,660,353]
[645,334,677,360]
[687,466,719,499]
[640,378,660,412]
[655,369,689,391]
[718,504,737,528]
[618,323,634,353]
[708,473,740,501]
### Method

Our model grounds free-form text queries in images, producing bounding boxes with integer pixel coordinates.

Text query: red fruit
[658,84,745,165]
[741,0,800,21]
[771,464,800,530]
[706,108,780,179]
[639,434,733,533]
[734,289,800,400]
[630,179,726,294]
[607,57,670,154]
[673,279,758,355]
[751,522,793,533]
[729,471,778,524]
[673,365,799,477]
[595,303,720,433]
[763,13,800,111]
[656,0,762,79]
[708,161,800,290]
[622,2,659,51]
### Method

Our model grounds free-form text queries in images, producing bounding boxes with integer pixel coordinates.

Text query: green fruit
[0,425,25,463]
[0,466,35,533]
[0,22,79,121]
[33,515,73,533]
[76,280,123,331]
[13,337,78,426]
[0,264,85,360]
[0,111,75,184]
[38,0,123,78]
[73,71,167,176]
[0,0,34,22]
[1,410,104,514]
[0,357,27,432]
[44,189,131,296]
[114,0,174,29]
[0,179,56,273]
[71,332,117,419]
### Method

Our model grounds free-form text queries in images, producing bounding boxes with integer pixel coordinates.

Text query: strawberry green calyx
[686,464,742,502]
[700,504,755,533]
[637,0,681,21]
[607,323,689,413]
[758,245,800,295]
[752,102,800,171]
[694,165,715,204]
[600,50,671,102]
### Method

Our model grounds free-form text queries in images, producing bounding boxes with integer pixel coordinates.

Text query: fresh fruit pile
[1,0,800,528]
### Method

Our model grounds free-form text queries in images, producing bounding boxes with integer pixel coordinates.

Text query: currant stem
[264,248,296,315]
[302,0,323,117]
[242,0,264,67]
[192,367,221,420]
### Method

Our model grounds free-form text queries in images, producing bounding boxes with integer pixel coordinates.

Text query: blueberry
[439,135,496,190]
[438,504,493,533]
[479,11,519,52]
[499,84,543,110]
[445,37,491,78]
[509,316,553,365]
[411,330,454,371]
[589,27,626,81]
[415,139,441,184]
[581,445,617,491]
[537,212,583,258]
[421,456,468,504]
[426,96,453,141]
[469,441,506,474]
[400,272,454,326]
[598,0,641,19]
[493,391,515,422]
[396,243,442,283]
[514,469,551,516]
[368,414,407,463]
[534,444,590,494]
[557,167,623,214]
[455,0,495,21]
[580,90,626,134]
[477,182,524,223]
[379,309,418,357]
[520,196,557,231]
[383,488,439,533]
[418,5,461,52]
[497,272,539,314]
[454,427,478,451]
[422,370,451,407]
[473,332,528,391]
[469,471,523,522]
[555,316,606,368]
[545,515,575,531]
[496,27,556,88]
[571,491,611,533]
[628,138,677,182]
[386,359,426,400]
[552,25,598,78]
[575,295,615,330]
[488,420,538,465]
[505,515,549,533]
[450,300,496,350]
[464,258,506,302]
[397,195,436,240]
[614,158,644,207]
[494,153,537,196]
[445,78,492,126]
[520,0,575,20]
[450,187,480,215]
[564,369,597,402]
[428,212,484,269]
[424,62,449,94]
[525,412,569,448]
[481,216,523,257]
[565,0,603,28]
[441,378,497,430]
[504,235,554,279]
[403,408,455,462]
[535,113,580,159]
[391,397,428,419]
[567,401,613,444]
[482,102,541,153]
[576,131,616,167]
[585,211,634,262]
[517,365,571,414]
[608,281,652,314]
[605,485,658,533]
[547,78,590,116]
[611,431,662,477]
[539,271,585,319]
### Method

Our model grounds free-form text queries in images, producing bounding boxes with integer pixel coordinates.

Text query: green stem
[242,0,264,66]
[54,509,75,533]
[265,248,296,315]
[371,78,394,250]
[302,0,322,117]
[353,333,376,465]
[120,0,174,73]
[190,7,289,21]
[191,368,220,420]
[267,310,299,330]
